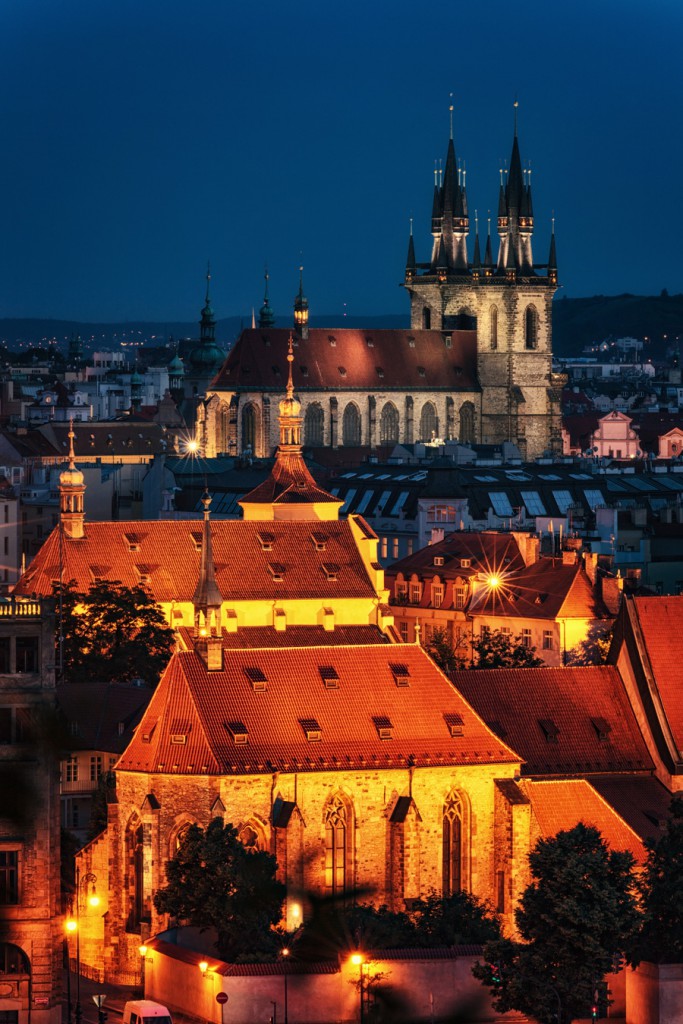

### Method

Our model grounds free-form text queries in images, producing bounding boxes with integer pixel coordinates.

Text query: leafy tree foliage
[411,891,500,947]
[55,579,175,686]
[473,824,639,1024]
[153,818,286,962]
[425,626,467,673]
[472,628,544,668]
[632,794,683,964]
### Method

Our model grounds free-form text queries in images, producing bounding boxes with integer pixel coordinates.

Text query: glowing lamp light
[351,953,364,966]
[186,438,199,453]
[139,945,148,958]
[486,575,501,589]
[199,627,208,637]
[66,918,77,934]
[282,947,290,958]
[199,961,209,975]
[88,891,100,908]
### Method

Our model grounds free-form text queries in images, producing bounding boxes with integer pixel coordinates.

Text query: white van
[122,1000,173,1024]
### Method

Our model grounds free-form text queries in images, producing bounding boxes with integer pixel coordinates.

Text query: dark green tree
[55,579,175,686]
[472,628,544,668]
[153,818,286,962]
[632,794,683,964]
[424,626,468,673]
[411,891,500,946]
[474,824,639,1024]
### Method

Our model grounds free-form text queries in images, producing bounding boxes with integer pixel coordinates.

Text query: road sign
[216,993,229,1005]
[93,996,107,1008]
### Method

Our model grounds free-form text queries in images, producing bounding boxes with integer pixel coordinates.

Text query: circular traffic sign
[216,993,229,1005]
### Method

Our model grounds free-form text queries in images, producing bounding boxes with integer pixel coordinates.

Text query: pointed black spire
[406,218,416,276]
[200,262,216,343]
[193,490,223,632]
[484,213,493,269]
[548,215,557,284]
[436,234,448,273]
[472,211,481,269]
[258,266,275,328]
[293,265,309,339]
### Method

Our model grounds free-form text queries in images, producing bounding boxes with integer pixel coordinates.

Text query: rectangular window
[380,537,388,559]
[3,538,7,556]
[520,490,546,516]
[409,583,422,604]
[15,637,39,674]
[542,630,554,650]
[65,757,79,783]
[489,492,514,517]
[432,584,444,608]
[552,490,574,515]
[90,755,103,782]
[521,629,532,648]
[406,539,413,556]
[392,537,399,559]
[0,851,19,905]
[399,621,409,642]
[395,581,407,600]
[455,588,466,610]
[0,637,10,674]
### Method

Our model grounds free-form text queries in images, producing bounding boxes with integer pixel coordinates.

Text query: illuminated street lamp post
[281,947,290,1024]
[139,946,148,997]
[350,954,365,1024]
[65,912,77,1024]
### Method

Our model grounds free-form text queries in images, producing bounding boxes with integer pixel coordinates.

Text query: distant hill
[0,296,681,358]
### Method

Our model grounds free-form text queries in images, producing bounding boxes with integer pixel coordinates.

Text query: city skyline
[1,0,681,322]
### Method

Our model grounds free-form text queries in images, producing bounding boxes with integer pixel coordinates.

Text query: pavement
[62,971,204,1024]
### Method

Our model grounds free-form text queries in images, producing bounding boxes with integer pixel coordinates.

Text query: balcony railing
[0,599,43,618]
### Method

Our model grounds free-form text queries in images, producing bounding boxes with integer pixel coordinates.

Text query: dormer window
[390,662,410,687]
[226,721,249,745]
[328,335,336,346]
[373,715,393,740]
[417,366,426,377]
[311,532,328,551]
[433,556,444,566]
[539,718,560,743]
[319,666,339,689]
[268,562,286,581]
[300,364,309,376]
[190,531,202,551]
[375,366,384,378]
[460,558,471,568]
[257,531,275,551]
[591,717,611,742]
[321,563,339,581]
[124,531,145,552]
[338,366,347,377]
[444,712,464,737]
[300,718,322,742]
[365,337,374,347]
[244,667,267,691]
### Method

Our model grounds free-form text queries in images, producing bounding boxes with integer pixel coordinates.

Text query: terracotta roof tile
[15,520,377,601]
[589,775,675,844]
[117,644,520,775]
[470,560,609,622]
[521,778,647,863]
[632,596,683,753]
[452,666,653,775]
[210,328,479,392]
[177,625,391,650]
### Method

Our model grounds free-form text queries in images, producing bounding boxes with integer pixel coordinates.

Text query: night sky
[1,0,681,323]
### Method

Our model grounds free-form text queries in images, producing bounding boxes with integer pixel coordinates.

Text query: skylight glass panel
[475,474,498,482]
[489,491,514,516]
[552,490,574,514]
[376,473,391,480]
[391,491,410,514]
[507,471,532,481]
[354,489,375,515]
[339,488,357,513]
[584,489,606,509]
[521,490,546,515]
[375,490,392,513]
[569,473,591,480]
[539,473,562,481]
[410,471,428,481]
[627,477,654,491]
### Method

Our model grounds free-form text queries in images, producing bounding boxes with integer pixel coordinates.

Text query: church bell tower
[404,102,563,459]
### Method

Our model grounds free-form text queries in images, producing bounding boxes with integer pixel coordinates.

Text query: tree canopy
[425,625,544,671]
[153,818,286,962]
[54,578,175,686]
[473,824,639,1024]
[632,794,683,964]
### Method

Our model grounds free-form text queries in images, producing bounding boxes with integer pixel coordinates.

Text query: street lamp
[350,954,365,1024]
[281,947,290,1024]
[65,912,77,1024]
[139,946,148,997]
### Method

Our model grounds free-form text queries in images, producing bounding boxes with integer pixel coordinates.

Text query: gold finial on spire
[439,159,443,187]
[474,209,479,234]
[499,165,504,186]
[433,160,438,186]
[286,332,295,400]
[462,161,466,188]
[409,215,413,236]
[487,210,491,234]
[513,98,519,136]
[551,209,555,233]
[449,93,454,140]
[67,416,76,469]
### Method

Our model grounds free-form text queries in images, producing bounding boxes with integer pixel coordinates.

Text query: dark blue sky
[1,0,681,322]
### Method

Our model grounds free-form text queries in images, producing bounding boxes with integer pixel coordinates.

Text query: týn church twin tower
[201,104,564,461]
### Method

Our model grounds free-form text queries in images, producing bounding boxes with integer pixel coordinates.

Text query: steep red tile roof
[589,775,675,844]
[210,328,478,392]
[177,625,390,649]
[57,681,151,752]
[452,666,653,775]
[469,559,609,622]
[389,531,525,585]
[117,644,520,775]
[15,519,377,601]
[630,596,683,753]
[239,448,342,506]
[521,778,647,863]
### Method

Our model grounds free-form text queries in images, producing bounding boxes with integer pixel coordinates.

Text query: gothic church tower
[404,103,564,459]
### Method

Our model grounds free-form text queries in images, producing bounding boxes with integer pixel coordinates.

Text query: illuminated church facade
[199,110,564,462]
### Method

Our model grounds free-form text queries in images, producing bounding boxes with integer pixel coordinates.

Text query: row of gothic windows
[124,789,467,930]
[420,304,539,351]
[235,401,476,450]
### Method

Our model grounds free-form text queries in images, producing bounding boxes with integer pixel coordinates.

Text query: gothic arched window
[324,794,352,896]
[525,305,538,350]
[241,403,261,455]
[380,402,399,445]
[419,402,438,441]
[490,306,498,350]
[218,405,230,453]
[459,402,475,444]
[125,817,144,933]
[342,403,361,446]
[304,403,324,447]
[442,790,464,895]
[238,819,267,852]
